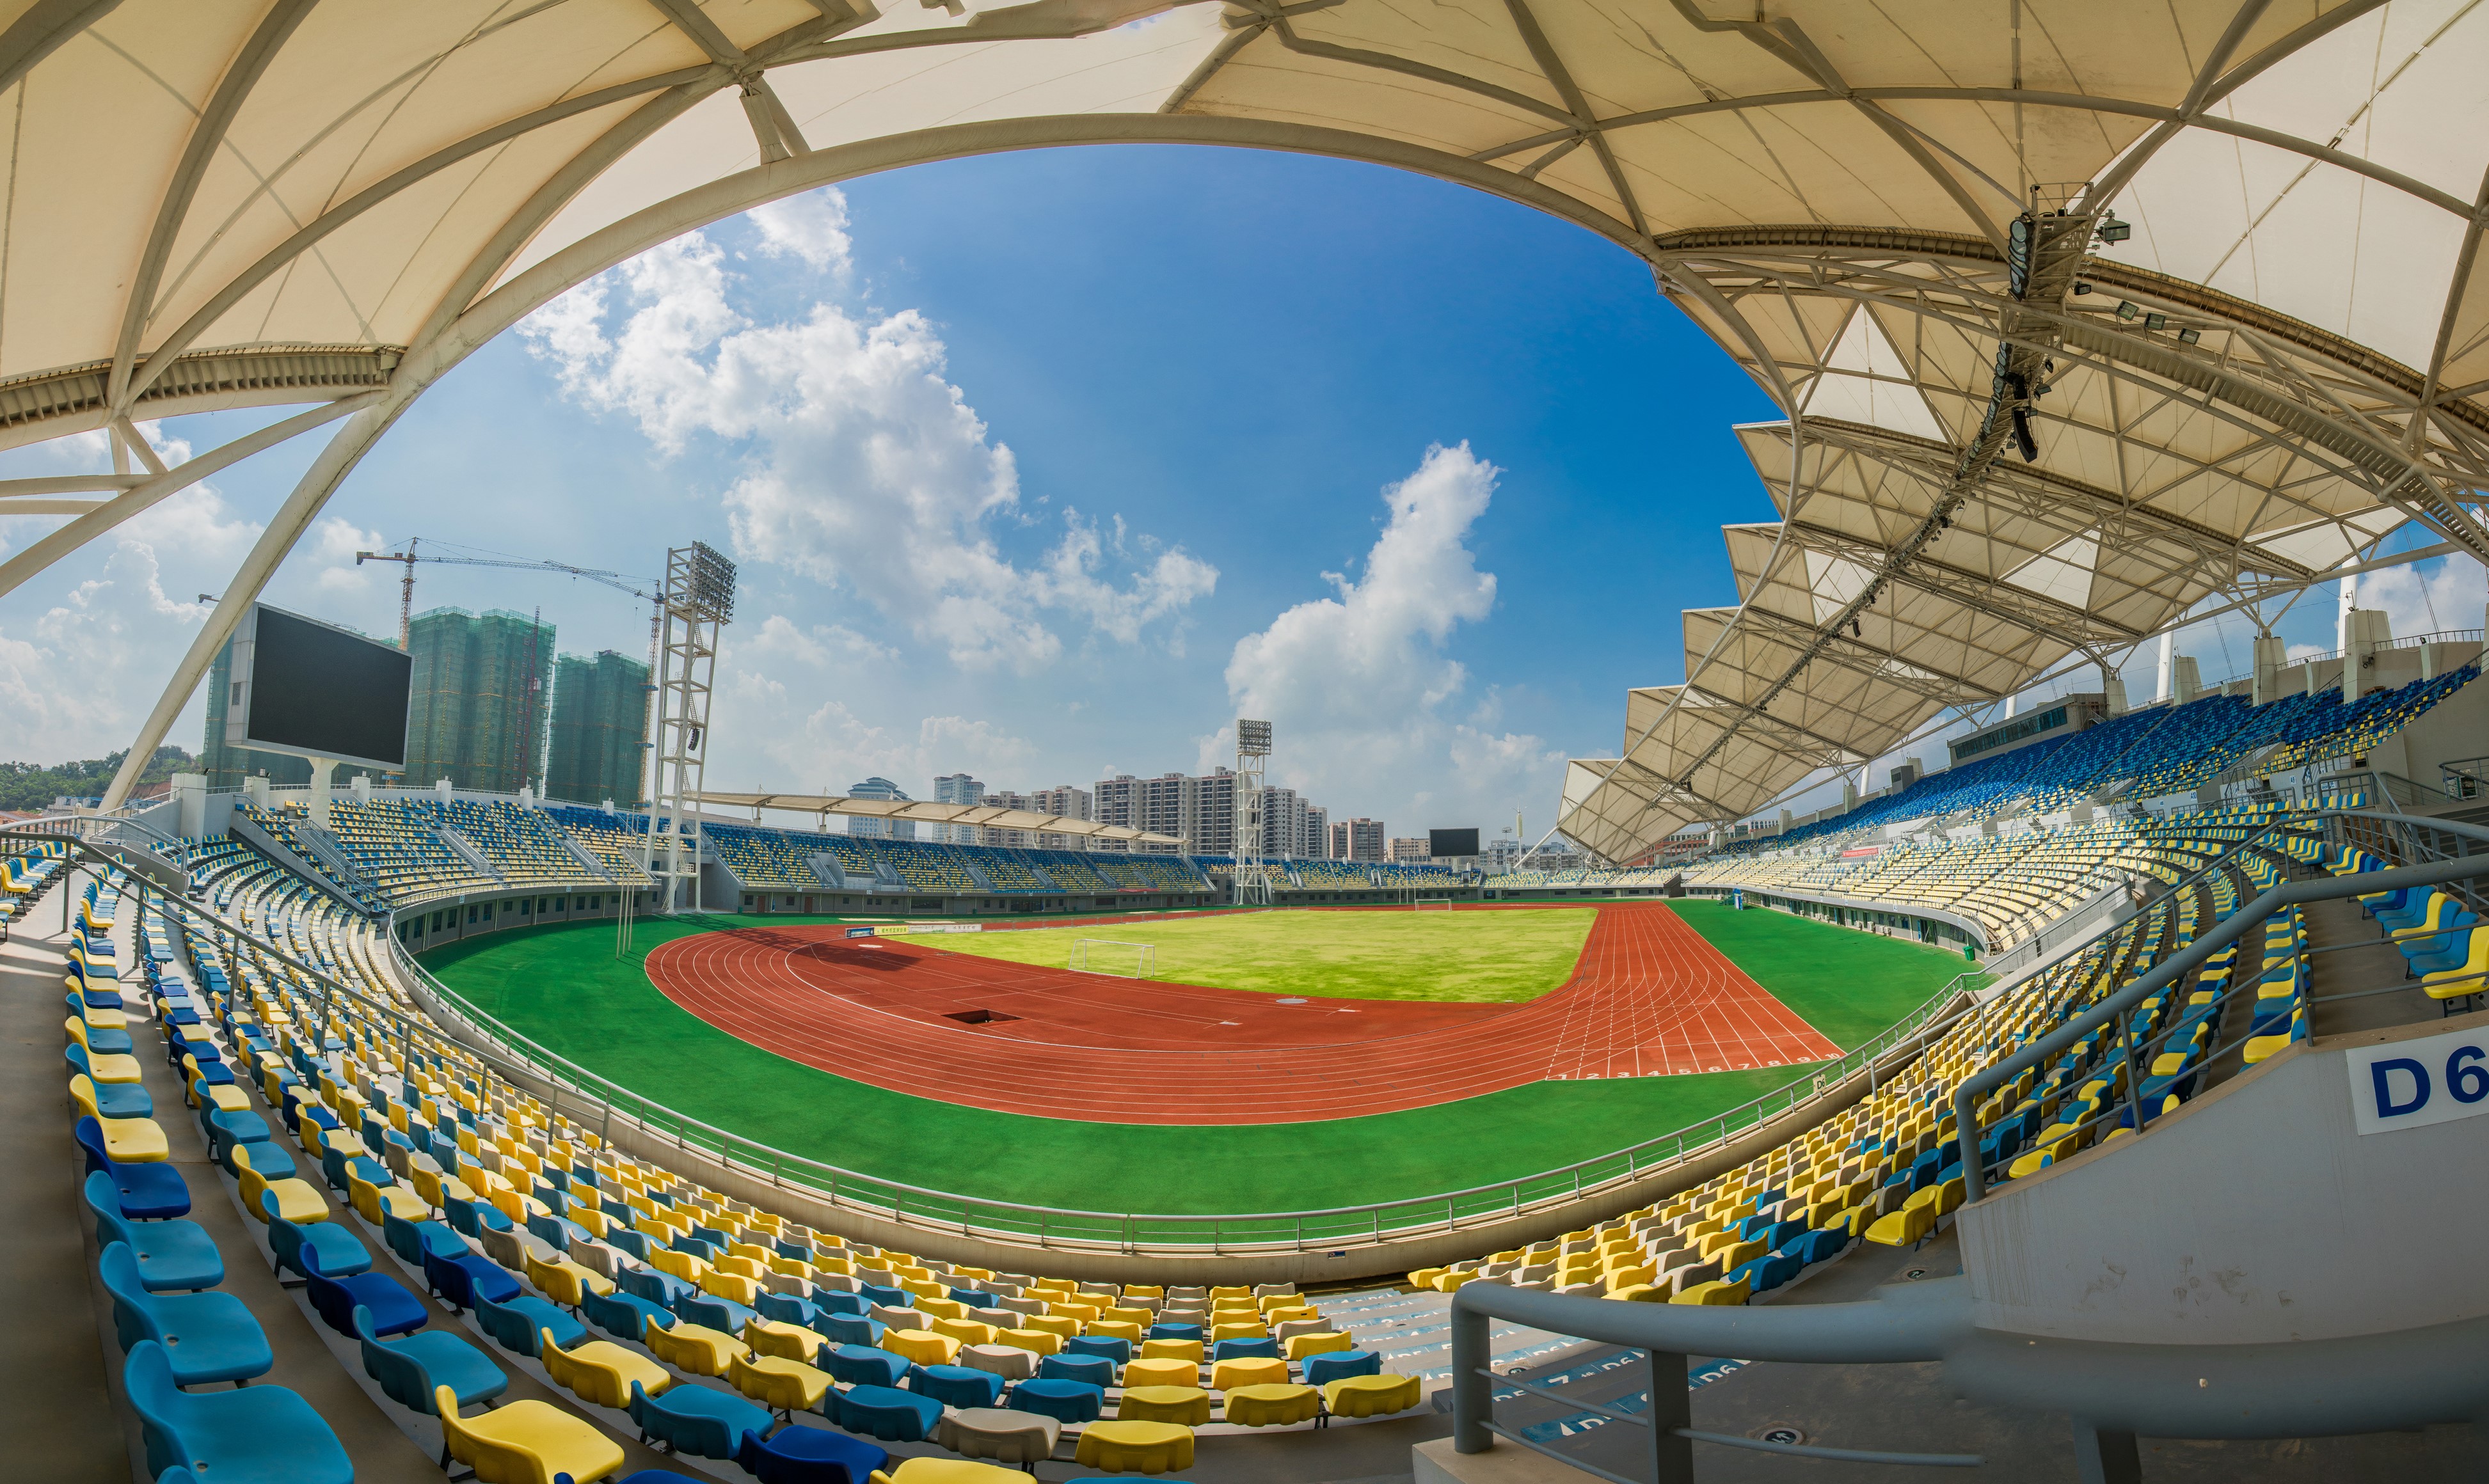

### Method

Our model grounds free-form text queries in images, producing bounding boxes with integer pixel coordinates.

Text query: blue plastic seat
[1007,1376,1104,1424]
[823,1343,913,1387]
[78,1019,135,1055]
[616,1266,695,1308]
[1210,1337,1280,1361]
[84,1076,155,1119]
[628,1377,773,1460]
[1728,1251,1805,1294]
[603,1226,651,1261]
[86,1174,221,1292]
[100,1243,274,1387]
[908,1363,1005,1409]
[301,1245,426,1339]
[383,1212,468,1267]
[1779,1227,1849,1266]
[353,1304,507,1423]
[758,1292,819,1328]
[816,1314,882,1348]
[425,1247,523,1312]
[473,1290,586,1357]
[77,1117,190,1219]
[676,1291,758,1333]
[268,1210,374,1284]
[126,1342,351,1484]
[585,1286,677,1343]
[1301,1349,1380,1387]
[204,1109,275,1174]
[1147,1322,1202,1342]
[735,1421,889,1484]
[823,1382,943,1441]
[1038,1353,1116,1389]
[858,1283,911,1308]
[1066,1334,1131,1362]
[815,1290,867,1317]
[443,1192,513,1237]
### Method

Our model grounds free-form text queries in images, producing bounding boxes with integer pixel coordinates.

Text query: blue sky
[1,144,2479,835]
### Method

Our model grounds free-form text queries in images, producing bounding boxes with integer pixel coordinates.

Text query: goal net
[1070,938,1157,978]
[1411,898,1456,910]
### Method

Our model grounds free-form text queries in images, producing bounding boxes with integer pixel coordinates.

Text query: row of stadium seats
[539,805,658,886]
[59,844,1428,1481]
[326,798,501,904]
[426,798,605,888]
[1413,807,2370,1307]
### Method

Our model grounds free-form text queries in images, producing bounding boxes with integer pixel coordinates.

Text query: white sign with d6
[2349,1025,2489,1137]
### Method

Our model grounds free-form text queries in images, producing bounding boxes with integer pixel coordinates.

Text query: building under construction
[200,635,314,790]
[543,649,648,806]
[405,607,555,794]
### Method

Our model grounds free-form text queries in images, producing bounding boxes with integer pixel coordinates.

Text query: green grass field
[933,908,1597,1002]
[420,903,1969,1213]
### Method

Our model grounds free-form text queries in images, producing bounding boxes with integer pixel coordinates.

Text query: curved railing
[388,931,1984,1256]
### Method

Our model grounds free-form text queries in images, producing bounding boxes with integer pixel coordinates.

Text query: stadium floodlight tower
[644,542,735,913]
[1234,718,1275,906]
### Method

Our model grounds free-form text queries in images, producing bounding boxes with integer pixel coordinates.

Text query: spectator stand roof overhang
[694,790,1187,846]
[1,3,2480,835]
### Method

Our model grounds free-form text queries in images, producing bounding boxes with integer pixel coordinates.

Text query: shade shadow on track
[649,903,1840,1125]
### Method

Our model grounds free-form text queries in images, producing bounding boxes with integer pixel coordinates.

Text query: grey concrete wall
[1959,1006,2489,1345]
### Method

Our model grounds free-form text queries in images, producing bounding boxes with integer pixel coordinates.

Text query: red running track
[646,903,1840,1124]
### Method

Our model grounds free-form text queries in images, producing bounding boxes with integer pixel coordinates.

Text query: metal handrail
[383,926,1986,1252]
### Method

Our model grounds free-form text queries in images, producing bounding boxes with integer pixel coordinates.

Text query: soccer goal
[1070,938,1157,978]
[1411,897,1456,911]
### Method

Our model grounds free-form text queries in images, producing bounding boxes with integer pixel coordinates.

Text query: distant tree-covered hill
[0,745,195,812]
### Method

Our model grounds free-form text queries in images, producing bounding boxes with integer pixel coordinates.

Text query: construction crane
[354,541,662,645]
[355,541,667,798]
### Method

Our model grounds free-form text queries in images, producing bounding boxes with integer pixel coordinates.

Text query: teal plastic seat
[85,1173,221,1292]
[126,1341,351,1484]
[100,1243,272,1387]
[473,1290,586,1357]
[266,1204,374,1283]
[584,1286,676,1343]
[353,1304,507,1438]
[383,1210,468,1267]
[628,1378,772,1461]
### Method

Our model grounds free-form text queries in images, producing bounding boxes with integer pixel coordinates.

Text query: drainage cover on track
[1753,1426,1807,1446]
[944,1009,1021,1025]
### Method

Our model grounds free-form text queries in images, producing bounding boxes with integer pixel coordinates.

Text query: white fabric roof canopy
[695,791,1186,845]
[0,1,2475,837]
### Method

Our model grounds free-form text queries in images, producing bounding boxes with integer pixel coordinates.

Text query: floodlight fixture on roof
[1237,719,1273,756]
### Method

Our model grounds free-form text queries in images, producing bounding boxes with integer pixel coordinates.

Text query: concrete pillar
[2174,654,2202,702]
[350,774,372,801]
[2337,572,2358,655]
[171,772,205,839]
[2102,672,2128,715]
[2347,608,2391,696]
[306,757,335,830]
[2156,630,2175,702]
[436,777,453,798]
[1777,808,1793,835]
[243,774,267,808]
[2252,634,2287,704]
[1840,780,1858,812]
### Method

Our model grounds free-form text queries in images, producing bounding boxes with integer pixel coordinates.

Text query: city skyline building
[405,606,556,794]
[543,649,648,806]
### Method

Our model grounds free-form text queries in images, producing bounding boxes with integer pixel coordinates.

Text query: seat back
[353,1304,437,1412]
[383,1212,425,1265]
[97,1242,162,1350]
[473,1292,534,1354]
[83,1170,137,1248]
[122,1341,188,1480]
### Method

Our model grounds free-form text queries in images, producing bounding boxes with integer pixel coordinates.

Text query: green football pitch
[930,908,1598,1002]
[422,902,1970,1214]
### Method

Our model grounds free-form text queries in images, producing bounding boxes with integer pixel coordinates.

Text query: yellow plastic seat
[699,1269,760,1306]
[1122,1357,1200,1389]
[86,1111,169,1164]
[200,1083,254,1114]
[867,1459,1032,1483]
[236,1144,327,1225]
[644,1316,749,1377]
[1225,1382,1321,1427]
[649,1247,708,1284]
[1209,1357,1289,1391]
[1209,1321,1269,1343]
[1102,1304,1154,1326]
[928,1316,998,1347]
[542,1328,673,1409]
[1669,1275,1754,1307]
[80,1045,144,1084]
[1118,1385,1211,1425]
[731,1352,833,1414]
[1086,1319,1144,1345]
[434,1383,626,1484]
[1140,1338,1204,1364]
[1865,1203,1937,1249]
[1282,1331,1352,1361]
[1017,1313,1078,1339]
[1074,1418,1195,1474]
[744,1319,827,1363]
[1047,1299,1101,1323]
[883,1328,961,1367]
[1322,1373,1423,1417]
[998,1327,1063,1356]
[526,1249,616,1308]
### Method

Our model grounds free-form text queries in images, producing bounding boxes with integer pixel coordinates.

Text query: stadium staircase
[431,825,503,883]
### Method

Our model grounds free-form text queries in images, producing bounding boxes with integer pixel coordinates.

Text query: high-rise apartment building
[201,635,313,790]
[846,776,914,839]
[543,650,647,805]
[1390,836,1431,862]
[1302,803,1327,860]
[405,607,555,794]
[932,772,984,844]
[1089,768,1332,857]
[1332,817,1386,861]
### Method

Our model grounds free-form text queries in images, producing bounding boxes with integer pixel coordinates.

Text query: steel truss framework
[0,1,2469,858]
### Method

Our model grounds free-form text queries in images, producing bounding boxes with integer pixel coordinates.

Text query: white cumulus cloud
[518,230,1214,672]
[1225,443,1563,828]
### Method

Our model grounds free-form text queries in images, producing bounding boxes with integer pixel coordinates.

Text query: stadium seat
[825,1382,945,1441]
[352,1305,508,1423]
[84,1174,221,1292]
[734,1421,889,1484]
[1073,1419,1195,1474]
[1007,1376,1104,1424]
[127,1343,352,1484]
[100,1244,274,1388]
[438,1382,627,1484]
